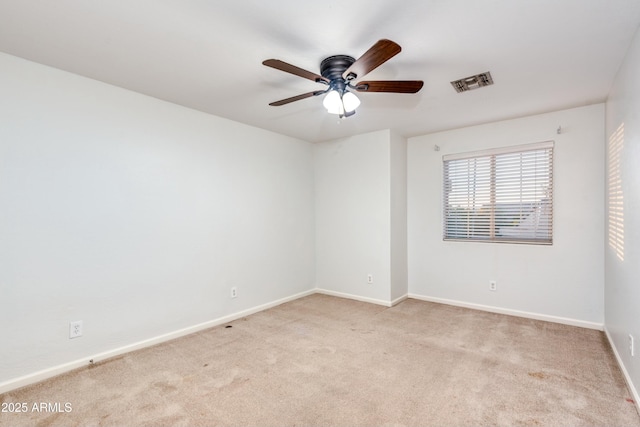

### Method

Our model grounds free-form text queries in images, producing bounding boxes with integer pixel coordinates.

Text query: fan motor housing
[320,55,355,84]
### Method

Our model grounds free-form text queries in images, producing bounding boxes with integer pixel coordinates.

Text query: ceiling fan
[263,39,423,118]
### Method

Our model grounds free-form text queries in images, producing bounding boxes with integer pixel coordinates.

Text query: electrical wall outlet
[489,281,497,291]
[367,274,373,284]
[69,320,83,339]
[629,334,635,357]
[230,287,238,299]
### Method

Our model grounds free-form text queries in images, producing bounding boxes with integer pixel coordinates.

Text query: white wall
[390,132,408,302]
[314,130,392,304]
[605,25,640,401]
[0,52,315,385]
[408,104,605,326]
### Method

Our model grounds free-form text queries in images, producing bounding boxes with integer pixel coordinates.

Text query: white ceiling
[1,0,639,143]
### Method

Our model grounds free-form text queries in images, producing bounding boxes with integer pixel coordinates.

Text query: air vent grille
[451,71,493,93]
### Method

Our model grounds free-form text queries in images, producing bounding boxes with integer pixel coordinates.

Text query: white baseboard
[408,293,604,331]
[0,289,316,395]
[390,294,409,307]
[604,327,640,414]
[315,288,393,307]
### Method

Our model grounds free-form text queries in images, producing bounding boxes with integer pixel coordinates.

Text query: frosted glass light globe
[342,91,360,113]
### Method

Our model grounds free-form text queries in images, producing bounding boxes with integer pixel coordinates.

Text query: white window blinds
[443,141,553,244]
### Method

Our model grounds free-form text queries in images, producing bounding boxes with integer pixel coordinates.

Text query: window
[443,141,553,244]
[607,123,624,261]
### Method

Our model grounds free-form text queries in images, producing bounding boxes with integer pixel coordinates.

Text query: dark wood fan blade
[263,59,329,83]
[354,80,424,93]
[269,90,326,106]
[342,39,401,80]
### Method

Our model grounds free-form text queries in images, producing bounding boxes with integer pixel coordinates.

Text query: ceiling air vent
[451,71,493,93]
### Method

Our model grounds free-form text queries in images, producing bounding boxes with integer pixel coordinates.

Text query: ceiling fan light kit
[323,89,360,115]
[263,39,423,118]
[320,54,360,116]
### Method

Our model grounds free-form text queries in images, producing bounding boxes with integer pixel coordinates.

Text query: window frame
[442,141,554,245]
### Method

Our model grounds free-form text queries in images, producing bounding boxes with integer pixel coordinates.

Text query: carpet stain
[292,361,319,374]
[263,352,278,365]
[210,368,247,388]
[311,346,336,354]
[528,372,547,379]
[153,381,178,394]
[562,396,588,410]
[35,413,61,427]
[519,418,541,425]
[351,328,375,334]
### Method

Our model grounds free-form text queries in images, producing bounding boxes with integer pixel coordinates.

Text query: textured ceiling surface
[1,0,639,142]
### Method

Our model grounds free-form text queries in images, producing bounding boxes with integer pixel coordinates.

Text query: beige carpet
[1,294,638,427]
